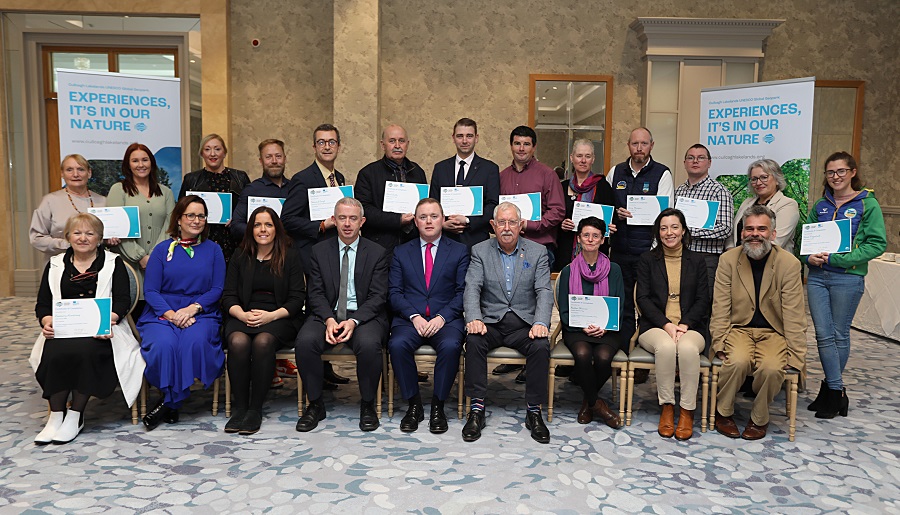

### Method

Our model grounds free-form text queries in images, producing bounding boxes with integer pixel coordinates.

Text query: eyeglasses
[494,219,521,228]
[182,213,207,221]
[684,155,709,162]
[315,139,339,147]
[749,174,770,184]
[825,168,851,178]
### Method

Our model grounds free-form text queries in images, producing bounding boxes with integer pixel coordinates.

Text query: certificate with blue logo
[800,219,852,255]
[247,196,286,220]
[308,186,354,221]
[383,182,429,214]
[440,186,484,216]
[52,298,112,338]
[626,195,669,226]
[571,202,614,236]
[499,192,541,221]
[88,206,140,238]
[568,295,619,330]
[187,191,232,224]
[676,197,720,230]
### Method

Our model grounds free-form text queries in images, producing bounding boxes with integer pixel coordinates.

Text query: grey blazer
[464,237,553,327]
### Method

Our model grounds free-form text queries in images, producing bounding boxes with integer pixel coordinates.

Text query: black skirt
[35,336,118,399]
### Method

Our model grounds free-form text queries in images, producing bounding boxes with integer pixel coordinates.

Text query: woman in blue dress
[138,195,226,430]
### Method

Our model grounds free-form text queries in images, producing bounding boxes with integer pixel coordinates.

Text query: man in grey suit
[462,202,553,443]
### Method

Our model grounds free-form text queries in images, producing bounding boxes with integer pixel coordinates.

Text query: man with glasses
[674,143,734,293]
[356,124,428,255]
[387,198,469,433]
[461,202,554,444]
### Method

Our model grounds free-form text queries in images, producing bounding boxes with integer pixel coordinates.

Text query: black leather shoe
[359,401,379,432]
[296,403,326,432]
[142,399,170,431]
[515,369,526,384]
[525,410,550,444]
[462,410,486,442]
[400,403,424,432]
[163,409,179,424]
[224,410,246,433]
[240,410,262,435]
[322,381,339,391]
[323,363,350,384]
[492,364,522,375]
[429,404,448,434]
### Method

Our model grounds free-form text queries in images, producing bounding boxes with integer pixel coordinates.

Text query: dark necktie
[424,242,434,316]
[337,245,350,321]
[328,173,336,187]
[456,161,466,185]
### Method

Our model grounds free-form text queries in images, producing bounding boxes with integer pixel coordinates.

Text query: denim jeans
[806,268,865,390]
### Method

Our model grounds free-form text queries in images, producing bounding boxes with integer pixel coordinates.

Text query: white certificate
[247,196,285,220]
[800,219,852,255]
[187,191,232,224]
[52,298,112,338]
[626,195,669,226]
[383,182,429,214]
[568,295,619,330]
[308,186,354,221]
[88,206,141,239]
[499,192,541,221]
[676,197,720,230]
[571,202,614,236]
[440,186,484,216]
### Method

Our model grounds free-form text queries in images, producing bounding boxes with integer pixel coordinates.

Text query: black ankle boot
[807,380,827,411]
[815,388,845,419]
[142,399,171,431]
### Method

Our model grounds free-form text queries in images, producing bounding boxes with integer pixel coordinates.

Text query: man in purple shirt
[496,126,565,380]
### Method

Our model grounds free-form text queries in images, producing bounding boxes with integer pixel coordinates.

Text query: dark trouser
[696,251,721,299]
[295,315,385,403]
[543,244,556,272]
[610,251,639,341]
[464,312,550,405]
[388,323,464,402]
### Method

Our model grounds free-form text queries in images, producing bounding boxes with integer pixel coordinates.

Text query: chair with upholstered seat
[707,360,799,441]
[387,344,465,419]
[295,344,388,418]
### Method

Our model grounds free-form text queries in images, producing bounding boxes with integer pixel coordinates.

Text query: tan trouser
[715,327,787,425]
[638,328,705,410]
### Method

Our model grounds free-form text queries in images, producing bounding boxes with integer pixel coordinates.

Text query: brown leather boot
[675,407,694,440]
[577,397,593,424]
[658,403,675,438]
[591,399,622,429]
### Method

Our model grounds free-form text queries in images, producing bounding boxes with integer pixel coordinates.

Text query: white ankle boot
[52,410,84,444]
[35,411,65,445]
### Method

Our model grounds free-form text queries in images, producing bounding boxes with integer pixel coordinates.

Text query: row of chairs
[120,262,798,441]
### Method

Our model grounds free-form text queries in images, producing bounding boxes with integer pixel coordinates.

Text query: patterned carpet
[1,296,898,514]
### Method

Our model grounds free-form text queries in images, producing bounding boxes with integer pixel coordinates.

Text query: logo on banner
[764,134,774,144]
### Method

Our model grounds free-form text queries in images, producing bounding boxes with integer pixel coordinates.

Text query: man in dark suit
[388,198,469,433]
[462,202,554,444]
[355,124,427,254]
[281,124,348,274]
[294,197,390,433]
[280,124,350,388]
[429,118,500,249]
[230,139,291,240]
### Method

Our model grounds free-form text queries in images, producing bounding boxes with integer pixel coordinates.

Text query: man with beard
[711,205,806,440]
[231,139,291,239]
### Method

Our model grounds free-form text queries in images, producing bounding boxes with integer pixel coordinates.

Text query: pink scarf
[569,252,610,296]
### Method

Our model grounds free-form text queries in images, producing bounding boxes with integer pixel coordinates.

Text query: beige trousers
[638,328,705,410]
[715,327,787,425]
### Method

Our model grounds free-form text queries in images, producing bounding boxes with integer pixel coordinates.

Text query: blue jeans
[806,268,865,390]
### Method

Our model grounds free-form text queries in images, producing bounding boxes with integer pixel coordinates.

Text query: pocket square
[522,260,531,269]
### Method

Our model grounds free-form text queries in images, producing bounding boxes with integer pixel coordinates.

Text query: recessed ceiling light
[190,59,196,63]
[541,96,547,100]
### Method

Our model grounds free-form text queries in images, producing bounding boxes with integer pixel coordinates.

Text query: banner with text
[57,69,182,196]
[700,77,814,178]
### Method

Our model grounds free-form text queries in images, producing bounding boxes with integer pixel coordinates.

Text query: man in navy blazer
[281,124,348,274]
[429,118,500,249]
[388,198,469,433]
[294,197,389,433]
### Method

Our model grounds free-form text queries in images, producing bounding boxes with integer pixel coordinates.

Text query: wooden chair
[387,345,465,419]
[708,359,800,441]
[547,278,628,422]
[296,344,388,418]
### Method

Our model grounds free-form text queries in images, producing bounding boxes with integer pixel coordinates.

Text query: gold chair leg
[788,378,798,442]
[618,366,626,423]
[547,363,556,422]
[298,373,305,416]
[457,359,464,419]
[700,368,709,433]
[625,366,635,426]
[709,369,719,432]
[212,377,220,416]
[388,367,395,418]
[225,368,231,418]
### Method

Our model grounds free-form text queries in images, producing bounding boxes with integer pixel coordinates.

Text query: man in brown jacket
[711,205,807,440]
